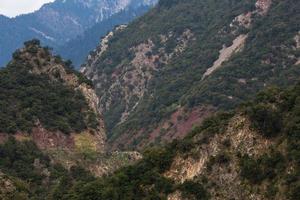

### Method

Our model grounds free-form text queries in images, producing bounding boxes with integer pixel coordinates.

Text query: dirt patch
[167,191,186,200]
[0,133,8,144]
[294,32,300,49]
[147,106,215,142]
[31,127,75,150]
[109,106,215,150]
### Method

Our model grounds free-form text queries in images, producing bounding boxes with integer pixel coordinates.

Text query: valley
[0,0,299,199]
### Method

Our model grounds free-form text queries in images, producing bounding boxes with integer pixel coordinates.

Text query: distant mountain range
[0,0,157,67]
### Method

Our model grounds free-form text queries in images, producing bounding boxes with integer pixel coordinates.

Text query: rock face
[164,115,271,183]
[162,109,293,199]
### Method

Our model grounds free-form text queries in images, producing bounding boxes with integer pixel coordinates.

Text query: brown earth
[109,105,215,150]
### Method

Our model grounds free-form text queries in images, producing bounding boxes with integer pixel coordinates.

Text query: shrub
[247,103,282,137]
[179,181,209,200]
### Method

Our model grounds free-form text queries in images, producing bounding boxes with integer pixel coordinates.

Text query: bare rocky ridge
[81,24,128,75]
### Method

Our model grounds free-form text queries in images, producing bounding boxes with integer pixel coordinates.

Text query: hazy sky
[0,0,55,18]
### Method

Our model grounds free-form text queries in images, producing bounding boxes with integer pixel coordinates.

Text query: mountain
[0,0,158,67]
[0,40,140,199]
[82,0,300,150]
[56,81,300,200]
[0,0,299,199]
[56,4,153,67]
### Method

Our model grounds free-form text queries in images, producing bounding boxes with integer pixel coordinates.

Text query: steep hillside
[58,82,300,200]
[82,0,300,150]
[57,4,152,67]
[0,40,141,184]
[0,0,158,67]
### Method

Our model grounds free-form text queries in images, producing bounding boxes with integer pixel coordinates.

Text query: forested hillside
[0,0,299,199]
[2,64,298,199]
[0,40,97,134]
[82,0,300,150]
[50,82,300,200]
[0,40,142,199]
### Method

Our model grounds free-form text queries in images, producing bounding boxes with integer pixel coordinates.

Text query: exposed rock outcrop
[202,34,248,79]
[255,0,272,14]
[164,115,272,199]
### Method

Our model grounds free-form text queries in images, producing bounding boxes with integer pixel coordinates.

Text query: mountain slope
[57,4,152,67]
[0,39,143,199]
[82,0,300,150]
[57,82,300,200]
[1,38,144,177]
[0,0,158,67]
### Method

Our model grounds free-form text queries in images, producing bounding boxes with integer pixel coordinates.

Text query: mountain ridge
[57,4,153,67]
[0,0,158,67]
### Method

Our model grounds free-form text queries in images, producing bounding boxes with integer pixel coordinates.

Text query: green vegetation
[1,82,299,199]
[88,0,300,147]
[179,181,209,200]
[0,0,299,199]
[247,101,282,137]
[65,83,300,200]
[0,137,94,199]
[60,141,210,200]
[0,40,97,134]
[54,110,234,199]
[239,84,300,199]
